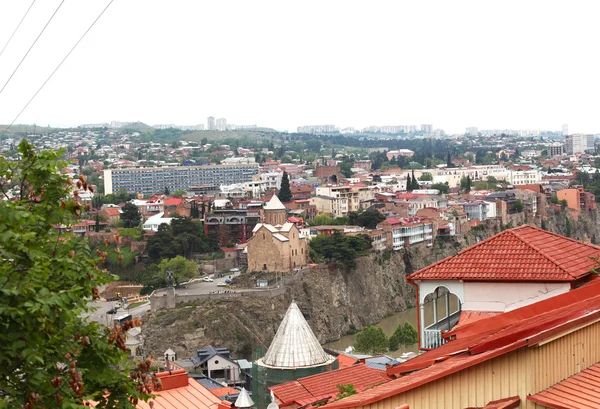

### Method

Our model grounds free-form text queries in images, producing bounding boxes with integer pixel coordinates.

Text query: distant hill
[182,129,280,141]
[0,124,58,134]
[117,122,155,132]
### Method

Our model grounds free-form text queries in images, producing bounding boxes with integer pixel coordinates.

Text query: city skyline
[1,1,600,134]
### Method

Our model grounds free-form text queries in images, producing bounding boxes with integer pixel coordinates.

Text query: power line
[0,0,37,61]
[0,0,65,96]
[2,0,115,135]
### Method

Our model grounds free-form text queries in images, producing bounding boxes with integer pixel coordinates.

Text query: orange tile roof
[209,387,239,398]
[321,278,600,409]
[336,353,359,369]
[466,396,520,409]
[164,198,183,206]
[103,208,121,216]
[408,225,600,282]
[136,378,222,409]
[452,311,501,332]
[528,363,600,408]
[270,364,391,405]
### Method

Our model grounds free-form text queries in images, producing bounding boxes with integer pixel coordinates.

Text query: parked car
[225,278,232,284]
[202,276,214,282]
[230,268,240,273]
[217,282,227,287]
[106,307,117,315]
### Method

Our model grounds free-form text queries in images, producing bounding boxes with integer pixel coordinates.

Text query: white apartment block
[566,133,594,154]
[310,195,348,218]
[315,185,375,214]
[508,170,541,186]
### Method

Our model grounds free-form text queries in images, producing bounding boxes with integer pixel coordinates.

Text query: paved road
[153,271,242,296]
[86,300,151,327]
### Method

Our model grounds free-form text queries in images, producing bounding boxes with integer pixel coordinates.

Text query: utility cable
[0,0,65,96]
[0,0,37,61]
[2,0,115,135]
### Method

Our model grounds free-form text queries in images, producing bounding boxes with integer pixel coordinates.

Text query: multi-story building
[557,187,597,213]
[386,149,414,160]
[315,185,375,215]
[465,127,478,136]
[204,201,262,245]
[310,195,348,218]
[547,142,565,156]
[296,125,336,134]
[507,170,541,185]
[104,163,260,195]
[421,124,433,133]
[458,200,492,221]
[380,217,434,250]
[566,133,594,154]
[207,116,215,130]
[216,118,227,131]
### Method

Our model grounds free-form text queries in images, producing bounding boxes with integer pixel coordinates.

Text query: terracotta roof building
[407,225,600,349]
[317,277,600,409]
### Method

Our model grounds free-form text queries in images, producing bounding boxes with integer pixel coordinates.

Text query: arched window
[301,248,304,254]
[263,233,265,239]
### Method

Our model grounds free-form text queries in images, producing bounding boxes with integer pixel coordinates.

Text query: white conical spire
[234,387,254,408]
[261,301,334,368]
[264,195,286,210]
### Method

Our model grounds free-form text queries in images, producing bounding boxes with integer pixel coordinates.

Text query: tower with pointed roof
[252,301,338,409]
[264,195,287,225]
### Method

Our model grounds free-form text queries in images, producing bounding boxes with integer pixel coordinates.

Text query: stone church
[246,195,308,272]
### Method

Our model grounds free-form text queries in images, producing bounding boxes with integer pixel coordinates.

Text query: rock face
[142,210,600,359]
[142,250,418,359]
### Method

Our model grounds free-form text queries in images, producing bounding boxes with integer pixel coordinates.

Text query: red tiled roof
[103,208,121,216]
[452,311,501,331]
[466,396,520,409]
[270,364,391,405]
[320,279,600,409]
[164,198,183,206]
[219,247,237,252]
[528,363,600,408]
[408,225,600,282]
[337,353,359,369]
[209,386,239,398]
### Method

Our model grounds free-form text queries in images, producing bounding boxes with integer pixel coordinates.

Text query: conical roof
[234,387,254,408]
[261,301,334,368]
[264,195,286,210]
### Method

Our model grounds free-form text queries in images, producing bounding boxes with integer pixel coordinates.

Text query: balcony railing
[423,330,447,349]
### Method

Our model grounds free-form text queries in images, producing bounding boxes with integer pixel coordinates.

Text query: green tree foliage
[93,187,135,208]
[514,199,524,212]
[460,176,472,193]
[348,208,385,229]
[164,186,170,195]
[0,140,152,408]
[431,182,450,194]
[172,189,187,198]
[339,160,353,178]
[120,202,142,228]
[447,150,453,168]
[310,213,350,226]
[419,172,433,181]
[388,322,418,351]
[335,384,357,400]
[157,256,199,284]
[278,171,293,202]
[305,139,322,153]
[406,174,412,191]
[147,218,215,262]
[354,326,388,355]
[309,232,372,269]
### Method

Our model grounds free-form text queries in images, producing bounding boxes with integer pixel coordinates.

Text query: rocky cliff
[142,209,600,359]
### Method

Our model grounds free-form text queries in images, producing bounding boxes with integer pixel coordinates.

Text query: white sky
[0,0,598,134]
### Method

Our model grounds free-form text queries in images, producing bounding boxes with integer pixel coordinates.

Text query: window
[263,264,267,270]
[301,248,304,254]
[263,233,265,239]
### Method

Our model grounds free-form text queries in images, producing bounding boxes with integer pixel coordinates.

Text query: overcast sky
[0,1,598,134]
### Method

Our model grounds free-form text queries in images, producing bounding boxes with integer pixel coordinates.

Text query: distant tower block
[263,195,287,225]
[252,301,337,409]
[562,123,569,136]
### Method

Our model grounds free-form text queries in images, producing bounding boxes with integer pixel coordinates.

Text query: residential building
[104,163,259,195]
[566,133,594,154]
[297,124,336,134]
[318,277,600,409]
[314,165,341,182]
[507,170,541,185]
[465,126,478,136]
[562,122,569,136]
[191,345,241,386]
[386,149,414,160]
[142,212,173,232]
[207,116,215,130]
[421,124,433,133]
[379,217,434,250]
[310,195,348,218]
[557,186,597,213]
[216,118,227,131]
[204,202,261,245]
[315,185,375,215]
[457,200,493,221]
[352,160,372,171]
[547,142,564,156]
[100,206,122,226]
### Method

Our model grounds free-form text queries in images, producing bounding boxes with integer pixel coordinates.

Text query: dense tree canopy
[309,232,372,269]
[120,202,142,228]
[0,140,152,408]
[354,326,388,355]
[156,256,199,285]
[348,208,385,229]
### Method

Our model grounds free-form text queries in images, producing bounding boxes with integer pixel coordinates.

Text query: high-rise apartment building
[421,124,433,133]
[562,123,569,136]
[104,163,260,195]
[207,116,216,130]
[466,127,478,136]
[566,133,594,154]
[216,118,227,131]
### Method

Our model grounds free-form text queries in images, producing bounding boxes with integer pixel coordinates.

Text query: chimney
[154,369,188,390]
